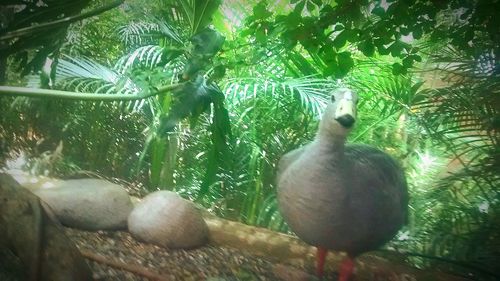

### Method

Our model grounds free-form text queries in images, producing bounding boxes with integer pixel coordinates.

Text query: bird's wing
[276,144,309,184]
[346,144,409,221]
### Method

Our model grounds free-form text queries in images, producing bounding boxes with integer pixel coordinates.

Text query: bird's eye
[330,95,336,102]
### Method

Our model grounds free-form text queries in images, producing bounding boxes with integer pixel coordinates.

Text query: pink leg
[338,257,355,281]
[316,247,328,278]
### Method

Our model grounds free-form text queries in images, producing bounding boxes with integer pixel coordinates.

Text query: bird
[277,88,408,281]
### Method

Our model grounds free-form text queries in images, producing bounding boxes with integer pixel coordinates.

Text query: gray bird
[277,88,408,281]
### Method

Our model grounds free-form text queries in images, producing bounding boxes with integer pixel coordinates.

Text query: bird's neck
[315,125,348,155]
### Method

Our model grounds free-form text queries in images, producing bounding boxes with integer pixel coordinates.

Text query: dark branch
[0,0,124,41]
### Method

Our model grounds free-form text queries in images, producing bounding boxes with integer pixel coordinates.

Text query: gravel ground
[64,228,319,281]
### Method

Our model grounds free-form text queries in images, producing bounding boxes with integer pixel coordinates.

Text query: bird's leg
[338,256,355,281]
[316,247,328,278]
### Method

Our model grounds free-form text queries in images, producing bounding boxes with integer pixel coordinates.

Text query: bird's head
[321,88,359,137]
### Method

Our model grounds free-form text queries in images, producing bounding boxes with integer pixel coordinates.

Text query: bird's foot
[316,247,328,278]
[337,257,355,281]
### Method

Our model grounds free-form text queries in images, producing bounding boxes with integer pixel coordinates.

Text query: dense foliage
[0,0,498,280]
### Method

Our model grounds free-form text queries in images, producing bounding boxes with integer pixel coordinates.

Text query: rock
[128,190,208,249]
[0,173,94,281]
[32,179,133,230]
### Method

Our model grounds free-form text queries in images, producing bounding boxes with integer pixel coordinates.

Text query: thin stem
[0,83,183,101]
[351,117,387,142]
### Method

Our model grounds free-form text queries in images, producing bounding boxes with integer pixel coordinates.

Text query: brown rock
[128,191,208,249]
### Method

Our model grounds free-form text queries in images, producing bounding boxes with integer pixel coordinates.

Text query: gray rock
[128,190,208,249]
[33,179,133,230]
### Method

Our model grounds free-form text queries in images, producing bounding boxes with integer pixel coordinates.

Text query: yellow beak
[335,97,356,119]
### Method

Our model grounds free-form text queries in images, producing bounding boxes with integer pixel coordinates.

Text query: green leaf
[240,28,253,37]
[337,51,354,77]
[294,0,306,13]
[210,64,226,81]
[282,34,298,50]
[392,62,405,75]
[376,44,390,55]
[402,56,413,67]
[412,54,422,62]
[413,26,423,39]
[289,51,318,75]
[372,6,385,16]
[181,0,222,35]
[333,24,345,31]
[306,1,315,13]
[311,0,322,6]
[400,26,410,35]
[255,26,267,44]
[253,1,272,20]
[333,29,360,49]
[161,47,184,64]
[319,45,336,63]
[281,11,302,30]
[358,40,375,57]
[388,40,404,57]
[410,81,424,95]
[333,30,349,48]
[190,28,225,56]
[323,60,338,76]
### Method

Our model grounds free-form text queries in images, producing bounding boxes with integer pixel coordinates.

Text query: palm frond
[156,19,184,44]
[347,61,425,117]
[399,41,500,278]
[117,21,161,46]
[223,76,335,118]
[116,18,184,47]
[256,192,289,232]
[57,55,117,82]
[55,55,145,111]
[114,45,167,73]
[283,77,337,118]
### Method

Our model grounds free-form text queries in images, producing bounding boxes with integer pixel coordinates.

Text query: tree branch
[0,83,183,101]
[0,0,124,41]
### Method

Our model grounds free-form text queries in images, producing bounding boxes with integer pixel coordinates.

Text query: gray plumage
[277,88,408,257]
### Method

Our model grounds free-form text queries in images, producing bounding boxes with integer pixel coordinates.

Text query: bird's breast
[277,152,351,246]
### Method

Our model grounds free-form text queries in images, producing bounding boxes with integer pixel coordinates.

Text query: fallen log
[203,212,473,281]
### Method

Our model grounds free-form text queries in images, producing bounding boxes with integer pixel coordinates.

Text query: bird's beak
[334,92,356,128]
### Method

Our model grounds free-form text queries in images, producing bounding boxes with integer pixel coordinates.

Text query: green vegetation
[0,0,498,280]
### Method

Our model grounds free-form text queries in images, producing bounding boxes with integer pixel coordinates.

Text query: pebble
[64,227,288,280]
